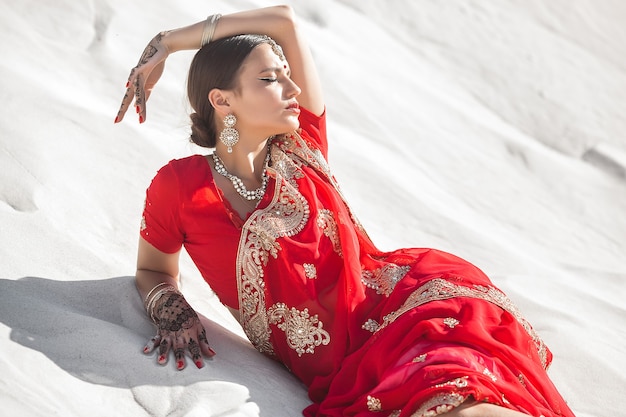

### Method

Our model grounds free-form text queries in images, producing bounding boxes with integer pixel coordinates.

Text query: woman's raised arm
[115,5,323,124]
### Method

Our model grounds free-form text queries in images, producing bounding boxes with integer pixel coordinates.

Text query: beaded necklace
[211,147,271,201]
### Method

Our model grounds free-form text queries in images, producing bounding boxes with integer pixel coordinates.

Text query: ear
[208,88,233,117]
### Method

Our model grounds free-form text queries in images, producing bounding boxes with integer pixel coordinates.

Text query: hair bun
[190,112,215,148]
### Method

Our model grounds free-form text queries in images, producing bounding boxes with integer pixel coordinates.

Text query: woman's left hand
[115,32,170,124]
[143,291,216,370]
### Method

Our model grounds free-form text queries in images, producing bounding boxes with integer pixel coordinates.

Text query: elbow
[270,5,297,27]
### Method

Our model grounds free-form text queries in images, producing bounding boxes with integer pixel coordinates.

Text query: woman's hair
[187,34,272,148]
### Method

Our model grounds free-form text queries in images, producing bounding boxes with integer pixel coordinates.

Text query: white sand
[1,1,624,416]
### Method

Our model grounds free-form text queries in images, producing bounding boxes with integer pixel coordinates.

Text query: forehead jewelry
[260,35,286,62]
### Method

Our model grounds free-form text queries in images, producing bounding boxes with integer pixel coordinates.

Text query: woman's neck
[214,138,271,185]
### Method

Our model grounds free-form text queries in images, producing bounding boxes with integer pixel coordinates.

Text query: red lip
[286,101,300,110]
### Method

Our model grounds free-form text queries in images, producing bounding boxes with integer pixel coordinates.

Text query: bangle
[143,282,170,308]
[201,14,222,47]
[146,286,179,323]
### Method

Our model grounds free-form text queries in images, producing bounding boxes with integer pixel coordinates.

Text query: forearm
[162,5,295,53]
[135,268,178,303]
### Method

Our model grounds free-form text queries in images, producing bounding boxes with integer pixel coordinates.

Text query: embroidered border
[361,264,412,297]
[410,393,467,417]
[376,278,549,369]
[236,153,311,356]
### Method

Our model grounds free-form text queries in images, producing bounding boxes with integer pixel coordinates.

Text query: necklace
[212,147,271,201]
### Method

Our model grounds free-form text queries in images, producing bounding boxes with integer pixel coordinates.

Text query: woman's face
[229,43,302,139]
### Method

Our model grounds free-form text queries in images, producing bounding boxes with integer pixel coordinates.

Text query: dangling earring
[219,114,239,153]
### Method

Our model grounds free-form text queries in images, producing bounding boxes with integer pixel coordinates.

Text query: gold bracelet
[146,286,179,323]
[143,282,170,308]
[201,14,222,47]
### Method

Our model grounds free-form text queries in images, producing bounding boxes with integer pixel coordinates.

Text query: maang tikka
[219,114,239,153]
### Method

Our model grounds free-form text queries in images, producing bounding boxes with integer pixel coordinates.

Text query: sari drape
[141,107,575,417]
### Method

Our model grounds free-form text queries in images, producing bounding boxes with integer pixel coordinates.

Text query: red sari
[141,108,575,417]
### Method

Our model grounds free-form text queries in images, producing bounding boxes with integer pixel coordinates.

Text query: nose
[286,77,301,98]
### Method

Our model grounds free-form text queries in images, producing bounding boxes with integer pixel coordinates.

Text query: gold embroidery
[267,303,330,356]
[317,209,343,256]
[410,393,467,417]
[140,199,147,231]
[483,367,497,382]
[277,132,371,240]
[236,163,311,356]
[361,264,412,297]
[412,353,428,363]
[269,144,304,186]
[443,317,459,328]
[389,411,401,417]
[303,263,317,279]
[367,395,382,412]
[435,376,469,389]
[362,318,380,333]
[377,278,550,369]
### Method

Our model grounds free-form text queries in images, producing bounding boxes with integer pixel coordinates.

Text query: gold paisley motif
[267,303,330,357]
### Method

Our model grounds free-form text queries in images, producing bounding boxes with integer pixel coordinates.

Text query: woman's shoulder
[163,154,209,171]
[149,154,211,191]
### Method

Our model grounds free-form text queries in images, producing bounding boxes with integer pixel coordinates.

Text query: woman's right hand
[115,32,170,124]
[143,291,216,370]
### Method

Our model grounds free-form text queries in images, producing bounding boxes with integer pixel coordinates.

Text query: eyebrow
[258,66,291,76]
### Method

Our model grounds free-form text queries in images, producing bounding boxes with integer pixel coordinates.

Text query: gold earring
[219,114,239,153]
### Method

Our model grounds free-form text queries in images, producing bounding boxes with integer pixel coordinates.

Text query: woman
[115,6,575,417]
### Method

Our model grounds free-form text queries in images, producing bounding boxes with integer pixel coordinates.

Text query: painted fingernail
[195,360,203,368]
[143,346,150,353]
[158,355,166,362]
[208,348,216,356]
[177,360,184,369]
[139,115,144,123]
[136,105,140,113]
[126,81,130,88]
[114,116,119,124]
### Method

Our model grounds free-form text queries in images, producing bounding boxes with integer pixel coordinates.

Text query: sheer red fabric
[141,107,575,417]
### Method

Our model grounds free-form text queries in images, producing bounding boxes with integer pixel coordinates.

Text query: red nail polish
[139,115,144,123]
[158,355,166,362]
[143,346,149,353]
[126,81,130,88]
[114,116,119,124]
[196,360,203,368]
[136,106,140,113]
[208,348,216,356]
[177,360,184,369]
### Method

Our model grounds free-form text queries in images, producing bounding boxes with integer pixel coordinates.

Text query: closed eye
[259,77,278,83]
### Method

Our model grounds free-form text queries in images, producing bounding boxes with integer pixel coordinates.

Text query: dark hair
[187,34,271,148]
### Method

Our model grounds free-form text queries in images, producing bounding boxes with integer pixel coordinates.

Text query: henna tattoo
[188,338,201,361]
[158,338,169,356]
[155,293,201,335]
[198,329,209,345]
[174,347,185,360]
